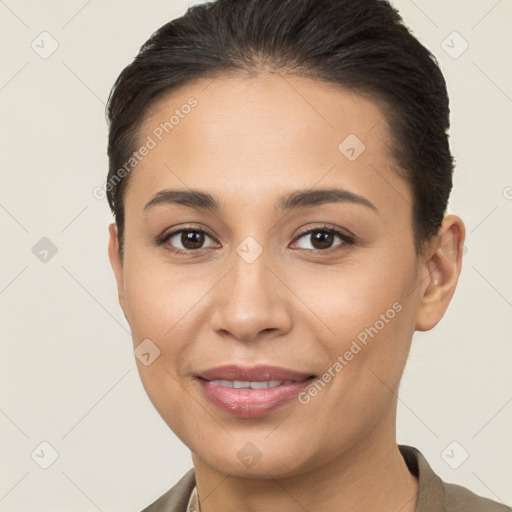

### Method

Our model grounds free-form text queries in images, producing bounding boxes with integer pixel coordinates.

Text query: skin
[108,71,465,512]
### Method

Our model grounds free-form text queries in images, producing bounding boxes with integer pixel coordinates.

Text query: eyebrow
[143,188,379,214]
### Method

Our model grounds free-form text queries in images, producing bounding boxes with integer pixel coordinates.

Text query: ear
[108,222,128,319]
[415,214,466,332]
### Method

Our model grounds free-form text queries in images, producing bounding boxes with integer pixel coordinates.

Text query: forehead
[124,71,410,216]
[141,70,391,158]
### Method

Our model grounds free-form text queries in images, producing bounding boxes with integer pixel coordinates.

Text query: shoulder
[140,468,196,512]
[398,444,511,512]
[444,481,511,512]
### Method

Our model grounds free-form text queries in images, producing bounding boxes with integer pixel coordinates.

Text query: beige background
[1,0,511,510]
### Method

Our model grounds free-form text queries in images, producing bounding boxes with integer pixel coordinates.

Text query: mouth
[195,363,315,382]
[203,378,306,389]
[194,364,316,417]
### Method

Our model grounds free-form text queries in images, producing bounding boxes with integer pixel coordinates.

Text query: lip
[195,364,315,418]
[195,364,315,382]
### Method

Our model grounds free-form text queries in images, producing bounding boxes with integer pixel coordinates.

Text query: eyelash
[155,224,355,256]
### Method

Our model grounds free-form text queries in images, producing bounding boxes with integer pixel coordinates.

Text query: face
[108,71,461,478]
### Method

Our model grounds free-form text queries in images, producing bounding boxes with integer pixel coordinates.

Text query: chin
[192,439,313,480]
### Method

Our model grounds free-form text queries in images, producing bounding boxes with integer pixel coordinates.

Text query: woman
[105,0,511,510]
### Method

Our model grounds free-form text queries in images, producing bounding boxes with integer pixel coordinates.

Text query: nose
[209,250,293,343]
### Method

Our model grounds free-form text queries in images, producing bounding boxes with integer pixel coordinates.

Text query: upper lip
[196,364,315,382]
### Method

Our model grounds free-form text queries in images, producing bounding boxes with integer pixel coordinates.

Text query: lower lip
[197,377,314,417]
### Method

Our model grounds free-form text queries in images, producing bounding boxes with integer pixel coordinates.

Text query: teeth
[210,379,295,389]
[233,380,251,389]
[250,381,275,389]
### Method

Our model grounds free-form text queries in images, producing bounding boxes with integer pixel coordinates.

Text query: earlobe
[107,222,127,317]
[415,215,466,332]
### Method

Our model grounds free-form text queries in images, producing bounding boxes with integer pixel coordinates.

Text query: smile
[209,379,296,389]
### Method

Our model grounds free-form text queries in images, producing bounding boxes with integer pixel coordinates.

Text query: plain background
[0,0,511,510]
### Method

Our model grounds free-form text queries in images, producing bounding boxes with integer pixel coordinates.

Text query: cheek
[296,252,412,339]
[121,256,214,407]
[123,269,201,434]
[122,256,210,342]
[296,252,416,397]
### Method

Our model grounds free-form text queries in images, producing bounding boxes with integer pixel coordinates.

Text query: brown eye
[179,230,206,250]
[162,228,217,253]
[309,230,335,250]
[292,226,354,252]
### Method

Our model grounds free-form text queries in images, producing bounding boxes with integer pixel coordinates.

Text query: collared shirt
[142,444,511,512]
[185,484,199,512]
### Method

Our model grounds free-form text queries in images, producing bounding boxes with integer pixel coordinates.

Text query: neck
[191,407,418,512]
